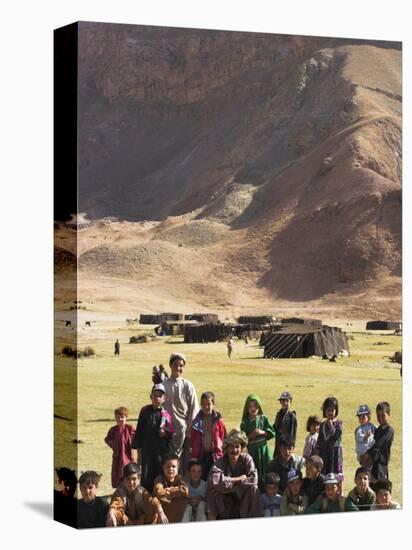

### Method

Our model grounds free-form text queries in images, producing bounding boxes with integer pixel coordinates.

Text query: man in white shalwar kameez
[163,353,199,473]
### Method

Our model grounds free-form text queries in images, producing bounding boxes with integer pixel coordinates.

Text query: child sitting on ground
[132,384,174,492]
[241,394,275,482]
[302,455,325,505]
[261,473,282,517]
[280,469,308,516]
[107,463,167,526]
[54,467,77,528]
[365,402,395,486]
[354,404,375,465]
[303,415,321,459]
[370,479,401,510]
[153,454,189,523]
[182,459,207,522]
[305,473,358,513]
[347,467,376,511]
[191,391,226,480]
[267,434,305,494]
[77,471,109,529]
[104,407,135,489]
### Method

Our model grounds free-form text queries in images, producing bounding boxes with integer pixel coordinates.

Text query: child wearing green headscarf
[241,394,276,481]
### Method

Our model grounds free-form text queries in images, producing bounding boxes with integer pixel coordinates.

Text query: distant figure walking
[227,337,234,359]
[114,339,120,357]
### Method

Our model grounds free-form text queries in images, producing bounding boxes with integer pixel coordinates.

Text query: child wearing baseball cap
[132,384,174,492]
[272,391,297,458]
[354,404,375,465]
[305,473,358,513]
[280,469,308,516]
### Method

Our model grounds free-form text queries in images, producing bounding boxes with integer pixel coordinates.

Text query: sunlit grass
[54,329,402,502]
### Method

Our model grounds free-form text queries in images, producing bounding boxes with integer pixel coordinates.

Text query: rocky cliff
[56,23,402,315]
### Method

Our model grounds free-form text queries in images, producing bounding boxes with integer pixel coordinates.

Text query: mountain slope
[55,26,402,316]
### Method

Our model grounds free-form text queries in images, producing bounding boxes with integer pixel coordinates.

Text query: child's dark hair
[79,470,102,487]
[201,391,215,404]
[188,458,202,471]
[374,479,392,493]
[376,401,391,415]
[162,453,180,466]
[123,462,141,478]
[56,467,77,497]
[306,455,324,471]
[321,396,339,417]
[306,415,321,432]
[264,472,280,487]
[115,406,129,417]
[278,434,295,448]
[354,466,370,480]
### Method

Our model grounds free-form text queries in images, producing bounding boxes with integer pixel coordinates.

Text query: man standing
[227,337,234,359]
[163,353,199,473]
[114,339,120,357]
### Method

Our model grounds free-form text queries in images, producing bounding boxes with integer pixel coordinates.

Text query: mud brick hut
[366,320,402,330]
[140,312,184,324]
[263,325,349,359]
[184,313,220,324]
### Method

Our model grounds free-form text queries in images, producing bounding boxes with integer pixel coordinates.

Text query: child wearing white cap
[354,404,375,464]
[305,473,359,513]
[280,469,308,516]
[163,353,199,474]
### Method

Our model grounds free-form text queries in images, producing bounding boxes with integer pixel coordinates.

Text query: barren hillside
[55,25,401,318]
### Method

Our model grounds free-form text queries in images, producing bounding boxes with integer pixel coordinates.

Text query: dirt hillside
[55,27,401,319]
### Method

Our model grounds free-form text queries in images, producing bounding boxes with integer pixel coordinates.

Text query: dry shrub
[61,345,95,358]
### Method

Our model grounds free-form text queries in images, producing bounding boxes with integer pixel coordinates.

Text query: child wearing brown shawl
[107,463,167,526]
[153,454,189,522]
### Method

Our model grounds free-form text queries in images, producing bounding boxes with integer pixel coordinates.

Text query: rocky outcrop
[66,24,402,312]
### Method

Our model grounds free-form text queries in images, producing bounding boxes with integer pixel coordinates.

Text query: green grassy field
[54,329,402,502]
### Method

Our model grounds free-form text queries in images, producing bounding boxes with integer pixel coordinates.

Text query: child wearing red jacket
[191,391,227,480]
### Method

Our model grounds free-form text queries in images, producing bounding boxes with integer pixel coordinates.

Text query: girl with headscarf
[240,394,275,481]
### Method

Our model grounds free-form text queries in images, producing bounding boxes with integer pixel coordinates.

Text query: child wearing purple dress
[315,397,344,493]
[303,415,321,460]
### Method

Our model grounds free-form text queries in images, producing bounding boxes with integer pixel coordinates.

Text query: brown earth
[55,26,401,319]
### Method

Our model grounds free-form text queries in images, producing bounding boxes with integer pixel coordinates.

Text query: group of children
[55,377,399,528]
